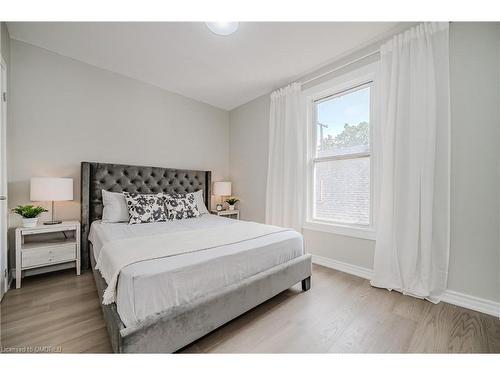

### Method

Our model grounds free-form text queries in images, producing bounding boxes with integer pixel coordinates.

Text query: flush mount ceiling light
[205,22,239,36]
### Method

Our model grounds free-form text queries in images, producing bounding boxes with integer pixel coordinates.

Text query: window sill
[302,220,376,241]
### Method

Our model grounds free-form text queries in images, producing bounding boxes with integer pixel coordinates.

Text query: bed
[81,161,312,353]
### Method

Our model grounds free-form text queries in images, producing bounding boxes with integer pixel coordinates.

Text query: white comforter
[96,220,287,304]
[89,215,304,328]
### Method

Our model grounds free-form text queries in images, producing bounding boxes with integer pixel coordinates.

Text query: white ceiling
[7,22,403,110]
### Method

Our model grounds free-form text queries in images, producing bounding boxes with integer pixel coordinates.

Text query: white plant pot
[228,205,235,211]
[22,218,38,228]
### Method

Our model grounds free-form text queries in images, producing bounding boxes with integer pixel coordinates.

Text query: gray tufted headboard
[80,162,211,269]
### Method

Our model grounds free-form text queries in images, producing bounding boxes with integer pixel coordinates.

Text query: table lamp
[213,181,231,210]
[30,177,73,225]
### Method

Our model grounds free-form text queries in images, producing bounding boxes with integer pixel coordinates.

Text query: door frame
[0,54,8,300]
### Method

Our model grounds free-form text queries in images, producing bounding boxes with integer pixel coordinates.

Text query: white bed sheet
[89,215,304,328]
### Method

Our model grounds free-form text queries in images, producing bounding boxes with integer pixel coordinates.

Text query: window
[304,65,376,239]
[313,83,371,225]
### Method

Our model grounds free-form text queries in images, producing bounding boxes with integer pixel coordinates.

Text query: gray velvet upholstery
[81,162,211,269]
[90,244,125,353]
[91,244,311,353]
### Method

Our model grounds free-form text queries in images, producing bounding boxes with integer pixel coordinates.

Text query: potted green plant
[225,197,239,211]
[12,205,48,228]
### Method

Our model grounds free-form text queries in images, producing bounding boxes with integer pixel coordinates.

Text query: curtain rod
[300,49,380,86]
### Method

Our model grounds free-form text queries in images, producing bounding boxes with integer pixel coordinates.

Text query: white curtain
[265,82,305,231]
[371,23,451,302]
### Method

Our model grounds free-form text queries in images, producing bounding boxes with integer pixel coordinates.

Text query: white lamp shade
[213,181,231,196]
[30,177,73,202]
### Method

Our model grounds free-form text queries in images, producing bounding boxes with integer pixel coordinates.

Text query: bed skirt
[90,244,312,353]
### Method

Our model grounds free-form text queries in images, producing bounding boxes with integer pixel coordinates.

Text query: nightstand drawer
[22,244,77,268]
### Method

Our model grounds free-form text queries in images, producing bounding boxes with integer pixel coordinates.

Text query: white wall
[8,40,230,225]
[229,94,270,223]
[228,22,500,302]
[448,22,500,301]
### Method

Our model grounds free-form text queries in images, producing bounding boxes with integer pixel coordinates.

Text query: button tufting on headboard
[80,162,211,270]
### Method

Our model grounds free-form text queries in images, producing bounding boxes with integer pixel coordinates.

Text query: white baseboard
[441,289,500,317]
[312,255,374,280]
[311,255,499,318]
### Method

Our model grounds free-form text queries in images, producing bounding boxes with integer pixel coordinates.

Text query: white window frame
[303,62,379,241]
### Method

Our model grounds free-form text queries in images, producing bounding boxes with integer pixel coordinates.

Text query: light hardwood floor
[1,264,499,353]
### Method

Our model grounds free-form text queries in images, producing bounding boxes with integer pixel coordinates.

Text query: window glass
[314,157,370,225]
[312,83,371,226]
[316,86,370,158]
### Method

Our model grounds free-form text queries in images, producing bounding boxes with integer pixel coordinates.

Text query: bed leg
[301,276,311,291]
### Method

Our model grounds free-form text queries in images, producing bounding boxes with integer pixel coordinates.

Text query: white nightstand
[15,221,81,288]
[211,210,240,220]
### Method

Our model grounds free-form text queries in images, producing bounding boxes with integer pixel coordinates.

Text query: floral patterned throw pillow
[123,192,168,224]
[164,192,201,221]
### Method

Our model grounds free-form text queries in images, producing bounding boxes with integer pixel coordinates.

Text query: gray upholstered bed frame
[81,161,312,353]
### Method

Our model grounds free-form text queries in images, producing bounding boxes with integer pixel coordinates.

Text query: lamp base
[44,201,62,225]
[43,220,62,225]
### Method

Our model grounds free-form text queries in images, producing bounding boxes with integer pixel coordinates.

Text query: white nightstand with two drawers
[15,221,80,288]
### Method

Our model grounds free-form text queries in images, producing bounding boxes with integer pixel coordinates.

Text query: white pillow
[194,189,209,214]
[101,190,129,223]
